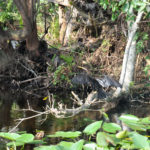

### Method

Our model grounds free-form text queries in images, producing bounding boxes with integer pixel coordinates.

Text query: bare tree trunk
[116,10,144,94]
[25,0,40,56]
[0,0,40,56]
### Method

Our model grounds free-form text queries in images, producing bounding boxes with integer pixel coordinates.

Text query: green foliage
[52,55,74,86]
[98,0,148,21]
[102,122,121,133]
[60,55,73,64]
[47,131,81,138]
[83,121,103,135]
[0,132,44,149]
[135,32,149,53]
[1,114,150,149]
[37,2,59,44]
[0,0,21,25]
[53,64,73,86]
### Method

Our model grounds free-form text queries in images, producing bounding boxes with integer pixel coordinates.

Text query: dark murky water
[0,89,100,134]
[0,88,150,149]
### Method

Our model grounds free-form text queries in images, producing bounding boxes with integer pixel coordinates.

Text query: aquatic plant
[1,114,150,149]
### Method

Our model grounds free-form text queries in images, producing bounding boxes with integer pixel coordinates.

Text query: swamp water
[0,88,150,149]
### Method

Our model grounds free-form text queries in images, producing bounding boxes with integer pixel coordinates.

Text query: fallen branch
[9,91,119,132]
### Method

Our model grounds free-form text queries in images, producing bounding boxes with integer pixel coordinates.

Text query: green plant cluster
[135,32,149,54]
[0,0,21,27]
[1,114,150,150]
[99,0,148,21]
[52,55,74,86]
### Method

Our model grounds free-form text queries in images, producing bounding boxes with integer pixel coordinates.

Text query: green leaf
[16,134,34,143]
[103,3,107,10]
[119,0,126,6]
[119,114,139,122]
[0,132,20,141]
[122,2,130,13]
[140,117,150,124]
[96,132,108,147]
[28,140,46,145]
[129,132,150,149]
[111,13,117,21]
[97,132,118,147]
[102,123,121,133]
[119,114,149,131]
[123,121,146,131]
[60,55,73,64]
[71,140,84,150]
[119,139,135,149]
[47,131,81,138]
[83,143,97,150]
[34,146,60,150]
[7,141,24,147]
[116,130,128,139]
[58,141,73,149]
[145,55,150,60]
[83,121,102,135]
[139,3,146,12]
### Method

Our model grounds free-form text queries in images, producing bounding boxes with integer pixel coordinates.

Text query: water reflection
[0,88,150,149]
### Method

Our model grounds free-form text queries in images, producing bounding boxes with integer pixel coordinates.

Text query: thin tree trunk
[116,10,143,94]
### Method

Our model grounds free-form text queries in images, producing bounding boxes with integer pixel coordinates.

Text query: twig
[71,91,83,105]
[18,61,37,77]
[18,76,47,84]
[9,110,50,133]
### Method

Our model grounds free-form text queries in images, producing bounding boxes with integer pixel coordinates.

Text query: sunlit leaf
[34,145,60,150]
[123,121,146,131]
[47,131,81,138]
[0,132,20,141]
[119,139,135,149]
[120,114,149,131]
[16,134,34,143]
[139,3,146,12]
[58,141,73,149]
[119,0,126,6]
[103,123,121,133]
[83,143,97,150]
[129,132,150,149]
[7,141,24,147]
[119,114,139,122]
[97,132,118,147]
[122,2,130,13]
[140,117,150,125]
[96,132,108,147]
[116,130,128,139]
[71,140,84,150]
[83,121,102,135]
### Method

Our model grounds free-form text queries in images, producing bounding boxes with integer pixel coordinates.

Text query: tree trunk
[25,0,40,56]
[116,10,144,95]
[26,21,40,55]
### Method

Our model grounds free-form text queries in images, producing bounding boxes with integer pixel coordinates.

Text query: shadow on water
[0,88,150,149]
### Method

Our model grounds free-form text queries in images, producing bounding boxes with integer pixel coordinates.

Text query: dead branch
[9,90,119,132]
[18,76,47,84]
